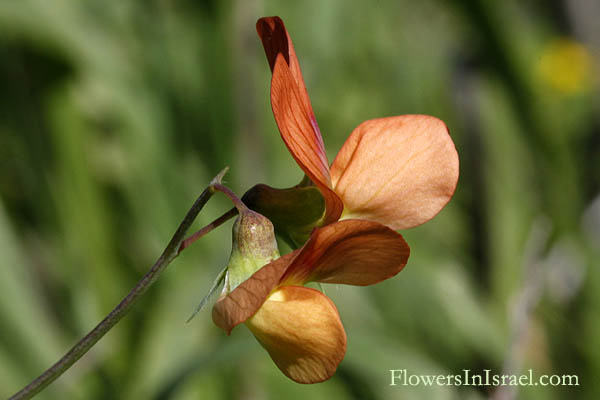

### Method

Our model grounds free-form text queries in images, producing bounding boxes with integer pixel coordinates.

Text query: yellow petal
[331,115,459,230]
[246,286,347,384]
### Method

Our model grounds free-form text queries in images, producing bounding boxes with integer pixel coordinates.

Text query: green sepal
[188,191,281,322]
[187,265,227,322]
[242,181,325,248]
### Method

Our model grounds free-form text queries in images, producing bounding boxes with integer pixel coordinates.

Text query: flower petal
[270,57,343,224]
[212,251,298,335]
[258,16,343,224]
[280,219,409,286]
[257,17,328,183]
[246,286,346,384]
[256,17,306,97]
[330,115,459,230]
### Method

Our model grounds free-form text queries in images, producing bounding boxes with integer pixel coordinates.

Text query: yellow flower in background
[537,37,593,94]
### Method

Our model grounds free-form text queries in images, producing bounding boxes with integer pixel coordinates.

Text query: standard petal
[280,219,409,286]
[256,17,306,95]
[246,286,347,384]
[212,251,298,335]
[258,17,329,186]
[270,56,343,224]
[330,115,459,230]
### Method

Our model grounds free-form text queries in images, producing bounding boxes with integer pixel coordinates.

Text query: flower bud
[187,190,280,323]
[225,208,280,291]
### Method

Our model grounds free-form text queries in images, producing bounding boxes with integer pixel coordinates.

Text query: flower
[244,17,459,246]
[200,182,408,383]
[210,16,459,385]
[212,218,409,383]
[537,37,592,94]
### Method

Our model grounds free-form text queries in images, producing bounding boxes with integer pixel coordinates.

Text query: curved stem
[213,183,248,211]
[178,207,238,254]
[9,168,229,400]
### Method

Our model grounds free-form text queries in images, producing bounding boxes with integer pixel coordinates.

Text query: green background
[1,0,598,399]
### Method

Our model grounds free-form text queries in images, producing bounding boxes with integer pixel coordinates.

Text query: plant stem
[9,168,229,400]
[178,207,238,254]
[213,183,248,211]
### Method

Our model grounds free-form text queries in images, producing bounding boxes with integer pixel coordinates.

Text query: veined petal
[270,57,343,224]
[246,286,346,384]
[256,17,307,99]
[212,251,298,335]
[258,16,343,224]
[212,219,408,334]
[280,219,409,286]
[257,17,328,183]
[330,115,459,230]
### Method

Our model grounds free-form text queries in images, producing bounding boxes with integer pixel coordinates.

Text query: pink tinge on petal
[257,16,343,224]
[246,286,347,384]
[280,219,410,286]
[257,17,329,182]
[270,57,343,224]
[330,115,459,230]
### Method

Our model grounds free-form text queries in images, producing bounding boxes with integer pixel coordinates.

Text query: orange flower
[213,219,409,383]
[246,17,459,241]
[210,16,459,384]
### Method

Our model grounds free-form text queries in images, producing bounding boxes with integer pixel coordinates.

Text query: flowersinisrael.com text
[389,369,579,387]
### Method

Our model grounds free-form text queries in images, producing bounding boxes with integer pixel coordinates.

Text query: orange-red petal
[212,251,298,335]
[258,16,343,224]
[280,219,410,286]
[257,17,328,184]
[330,115,459,230]
[256,17,307,99]
[270,57,343,224]
[246,286,347,384]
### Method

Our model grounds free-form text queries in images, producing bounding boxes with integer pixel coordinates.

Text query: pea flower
[244,17,459,246]
[209,16,459,385]
[212,217,409,383]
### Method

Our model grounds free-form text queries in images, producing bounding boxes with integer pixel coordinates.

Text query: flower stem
[178,207,238,254]
[213,183,248,211]
[9,168,229,400]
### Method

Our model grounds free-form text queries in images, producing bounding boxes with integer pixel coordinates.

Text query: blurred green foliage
[1,0,599,399]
